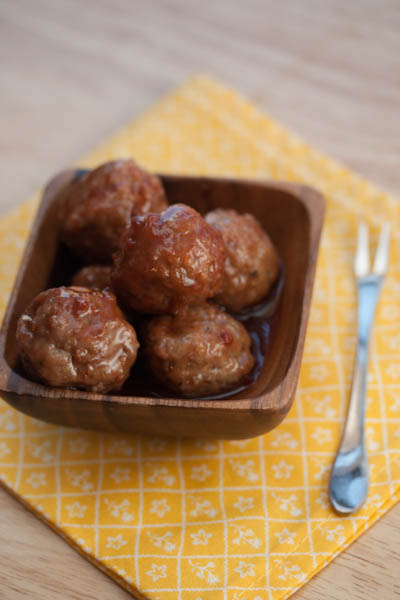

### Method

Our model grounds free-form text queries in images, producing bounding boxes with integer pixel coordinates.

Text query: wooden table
[1,1,399,598]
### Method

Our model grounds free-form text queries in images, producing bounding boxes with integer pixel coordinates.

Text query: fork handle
[329,276,382,513]
[341,276,382,451]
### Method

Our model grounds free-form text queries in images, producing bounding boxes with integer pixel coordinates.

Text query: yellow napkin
[1,76,400,600]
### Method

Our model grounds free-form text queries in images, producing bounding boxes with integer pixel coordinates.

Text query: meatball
[205,208,279,312]
[60,159,167,263]
[71,265,112,290]
[112,203,226,314]
[16,286,139,393]
[144,303,254,397]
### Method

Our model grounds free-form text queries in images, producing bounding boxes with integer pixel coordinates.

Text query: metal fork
[329,222,390,514]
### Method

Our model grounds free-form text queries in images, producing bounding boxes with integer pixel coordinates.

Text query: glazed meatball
[205,208,279,312]
[71,265,112,290]
[60,159,167,263]
[112,204,226,314]
[16,287,139,393]
[144,303,254,397]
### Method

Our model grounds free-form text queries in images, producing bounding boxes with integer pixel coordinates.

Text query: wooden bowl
[0,170,324,439]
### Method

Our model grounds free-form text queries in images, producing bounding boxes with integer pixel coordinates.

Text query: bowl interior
[1,172,312,404]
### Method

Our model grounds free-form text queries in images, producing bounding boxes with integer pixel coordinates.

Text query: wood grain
[0,171,324,438]
[0,0,399,598]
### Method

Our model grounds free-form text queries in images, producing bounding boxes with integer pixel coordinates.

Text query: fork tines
[354,222,390,278]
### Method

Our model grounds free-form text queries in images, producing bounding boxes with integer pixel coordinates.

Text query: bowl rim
[0,171,325,413]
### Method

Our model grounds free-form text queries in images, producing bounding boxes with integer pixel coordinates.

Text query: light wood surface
[0,0,399,598]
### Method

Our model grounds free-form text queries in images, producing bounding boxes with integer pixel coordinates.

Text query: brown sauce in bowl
[21,177,284,400]
[116,266,283,401]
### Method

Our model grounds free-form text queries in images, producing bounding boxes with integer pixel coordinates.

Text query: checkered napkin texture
[0,76,400,600]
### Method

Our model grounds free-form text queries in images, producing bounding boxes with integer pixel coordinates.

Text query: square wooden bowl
[0,170,324,439]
